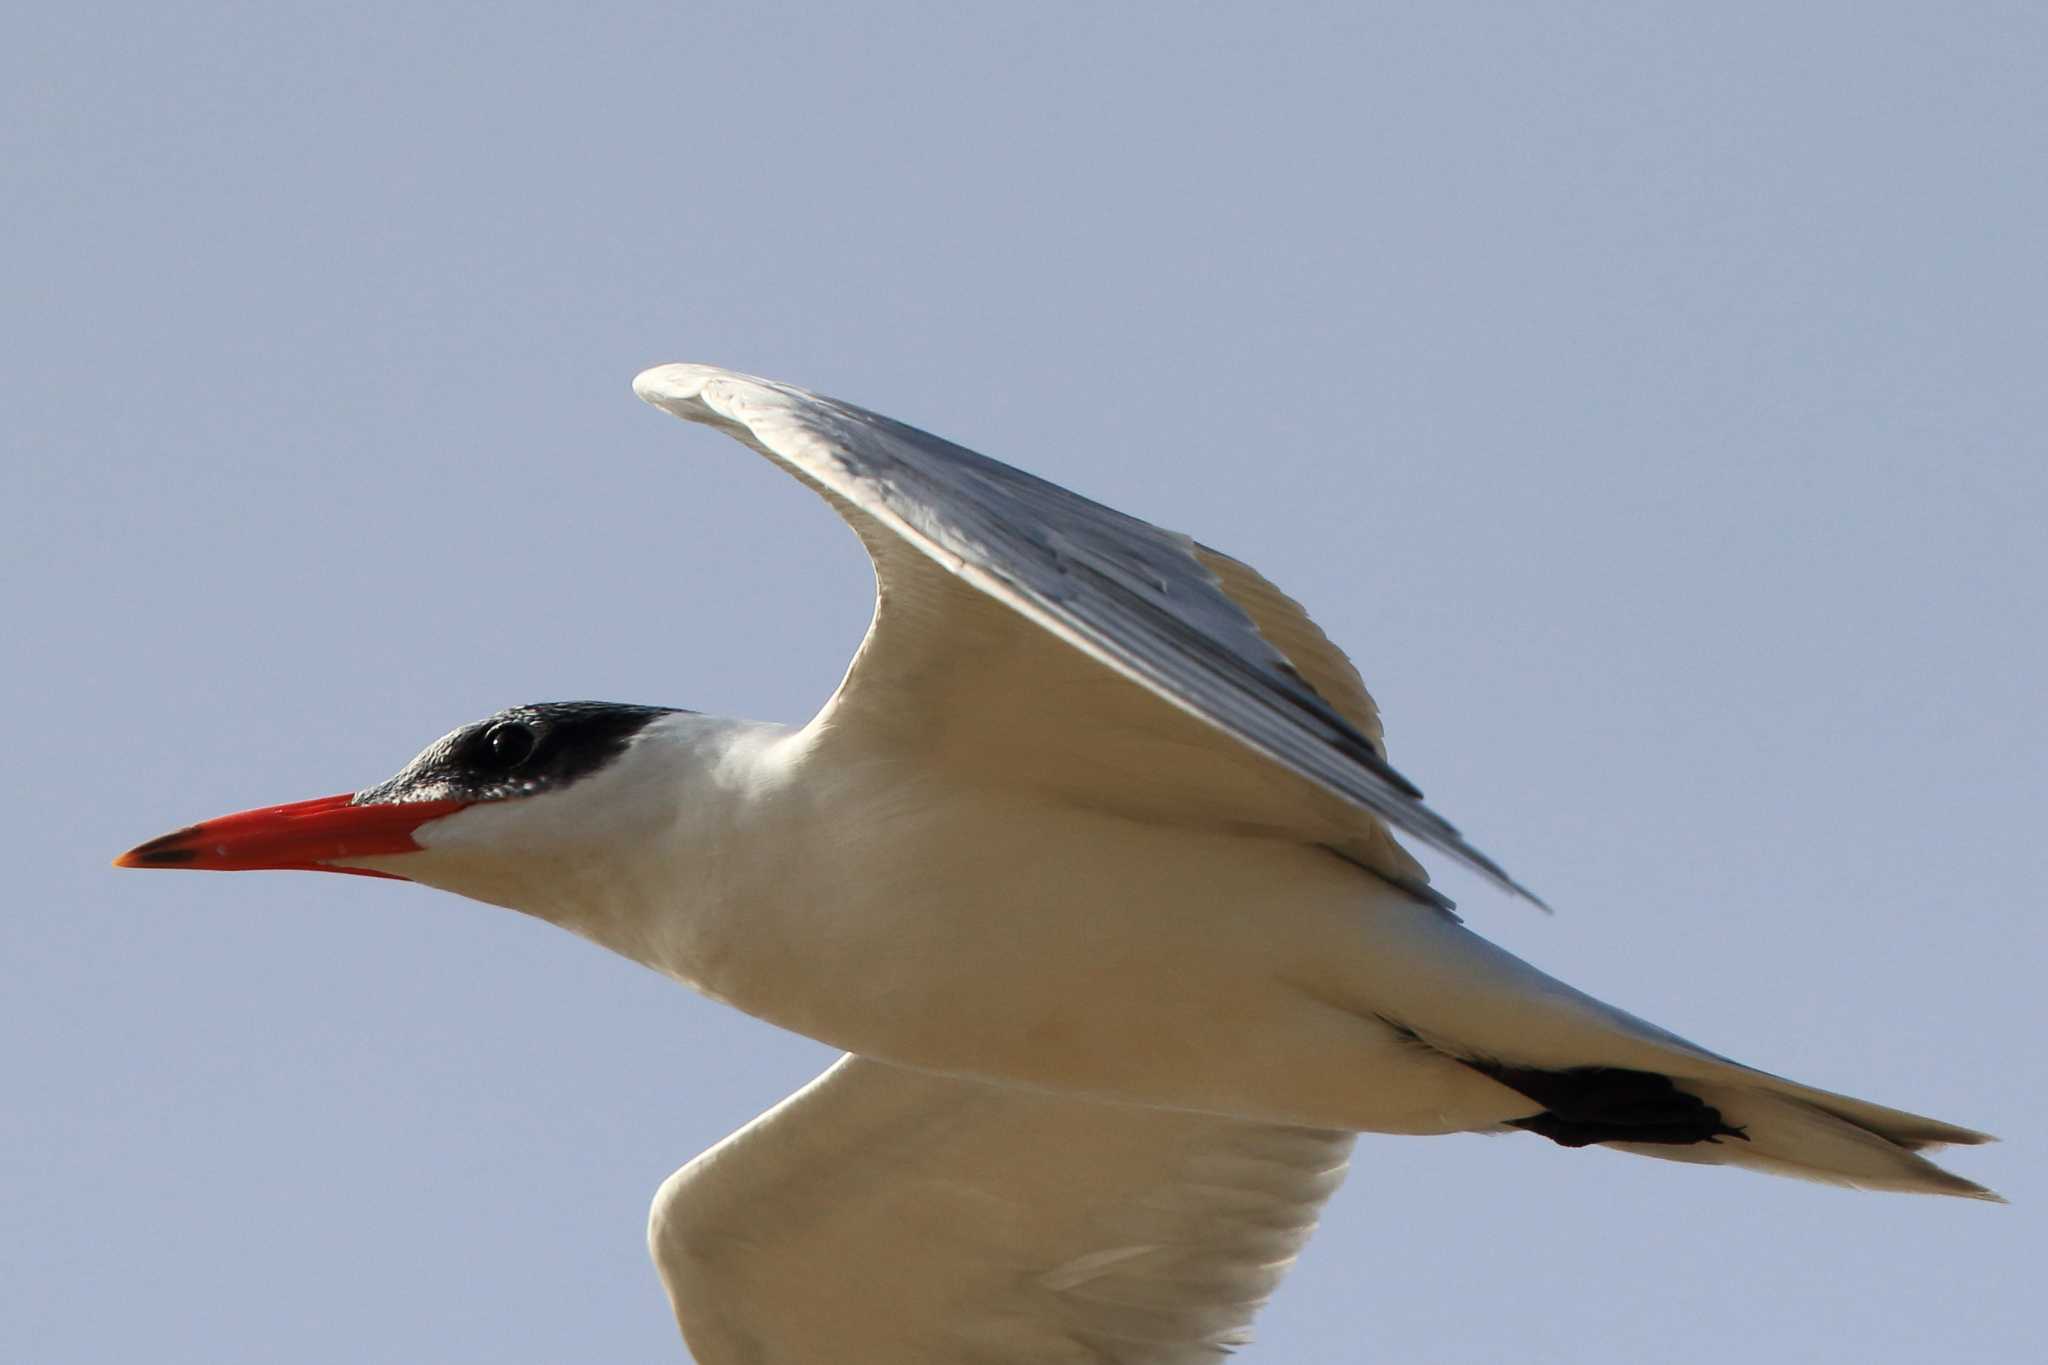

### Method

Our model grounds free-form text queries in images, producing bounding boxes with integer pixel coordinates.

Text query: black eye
[481,722,538,770]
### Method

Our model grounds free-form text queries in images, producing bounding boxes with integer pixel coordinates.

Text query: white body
[401,710,1987,1174]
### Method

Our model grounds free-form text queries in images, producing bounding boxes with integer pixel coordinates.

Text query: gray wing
[650,1056,1355,1364]
[634,363,1539,905]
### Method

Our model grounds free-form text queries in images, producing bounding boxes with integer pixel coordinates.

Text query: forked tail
[1456,1056,1998,1199]
[1353,901,1998,1198]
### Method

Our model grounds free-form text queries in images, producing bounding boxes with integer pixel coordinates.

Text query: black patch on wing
[353,702,683,807]
[1468,1060,1748,1148]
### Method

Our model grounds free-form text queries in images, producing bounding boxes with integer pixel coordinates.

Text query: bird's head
[115,702,689,919]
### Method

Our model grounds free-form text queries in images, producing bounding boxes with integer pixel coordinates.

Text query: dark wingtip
[1456,838,1552,914]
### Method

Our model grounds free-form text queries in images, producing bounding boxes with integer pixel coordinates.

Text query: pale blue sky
[7,4,2042,1361]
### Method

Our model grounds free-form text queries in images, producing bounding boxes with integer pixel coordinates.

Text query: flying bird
[118,364,1995,1362]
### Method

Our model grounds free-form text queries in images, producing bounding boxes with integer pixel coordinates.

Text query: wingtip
[1464,846,1553,915]
[632,362,721,409]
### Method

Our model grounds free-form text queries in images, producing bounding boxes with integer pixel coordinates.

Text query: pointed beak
[114,792,473,880]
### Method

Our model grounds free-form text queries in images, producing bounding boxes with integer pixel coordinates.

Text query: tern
[119,364,1994,1362]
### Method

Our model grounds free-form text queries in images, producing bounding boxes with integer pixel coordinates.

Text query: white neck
[404,713,820,1006]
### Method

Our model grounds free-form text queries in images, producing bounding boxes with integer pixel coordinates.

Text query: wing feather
[634,363,1538,905]
[650,1056,1354,1364]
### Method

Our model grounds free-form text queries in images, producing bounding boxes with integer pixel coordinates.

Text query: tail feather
[1610,1082,2001,1201]
[1705,1071,1996,1152]
[1345,886,1996,1197]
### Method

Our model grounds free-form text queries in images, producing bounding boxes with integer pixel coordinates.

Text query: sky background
[7,3,2043,1361]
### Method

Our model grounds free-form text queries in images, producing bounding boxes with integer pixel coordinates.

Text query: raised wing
[650,1056,1354,1364]
[633,363,1538,905]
